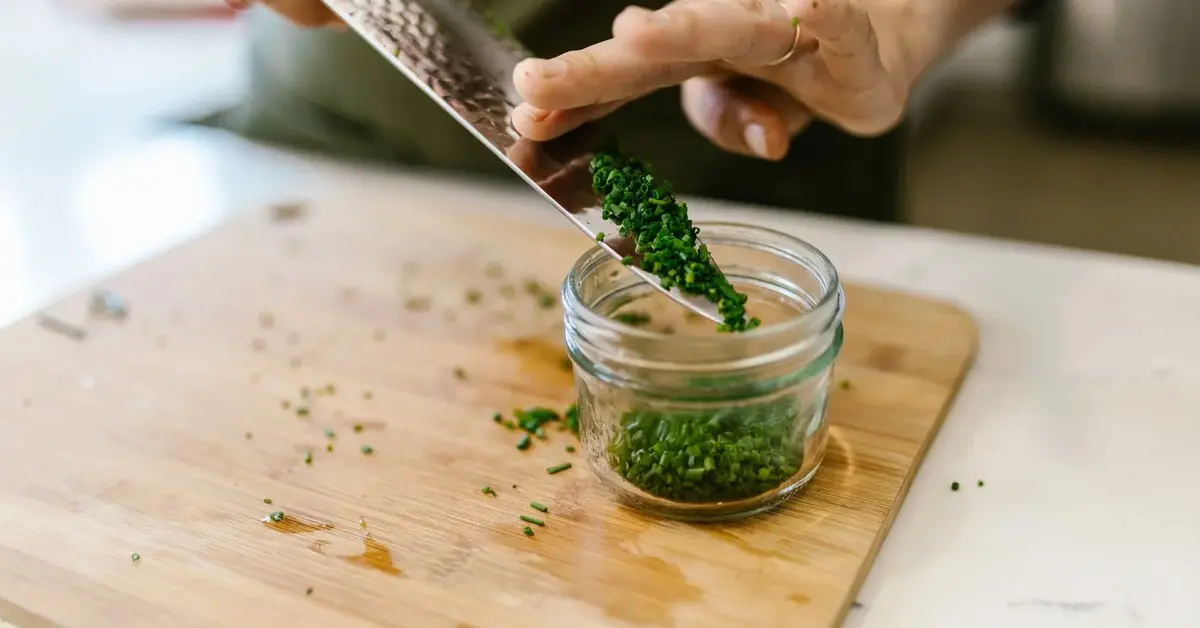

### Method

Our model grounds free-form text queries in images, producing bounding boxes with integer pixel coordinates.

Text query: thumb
[794,0,883,87]
[681,75,812,161]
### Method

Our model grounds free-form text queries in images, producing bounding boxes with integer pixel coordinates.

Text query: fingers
[612,1,798,66]
[680,75,811,160]
[793,0,882,88]
[513,39,707,111]
[510,100,630,141]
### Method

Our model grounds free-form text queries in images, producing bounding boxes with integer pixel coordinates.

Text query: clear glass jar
[562,223,844,521]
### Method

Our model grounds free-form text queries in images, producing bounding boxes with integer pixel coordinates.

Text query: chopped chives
[546,462,572,475]
[516,434,531,450]
[296,406,310,417]
[492,412,503,424]
[323,428,335,439]
[326,443,334,452]
[951,482,960,491]
[361,445,374,455]
[522,526,534,537]
[130,552,140,562]
[481,486,496,496]
[565,445,575,453]
[520,515,544,526]
[303,451,313,464]
[353,423,364,433]
[529,502,548,513]
[267,510,285,522]
[263,498,273,504]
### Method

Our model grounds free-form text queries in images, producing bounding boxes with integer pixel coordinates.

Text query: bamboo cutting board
[0,198,976,628]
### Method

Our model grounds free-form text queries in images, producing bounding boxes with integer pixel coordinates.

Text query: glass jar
[562,223,844,521]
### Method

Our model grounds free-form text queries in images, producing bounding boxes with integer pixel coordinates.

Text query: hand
[511,0,931,161]
[224,0,345,29]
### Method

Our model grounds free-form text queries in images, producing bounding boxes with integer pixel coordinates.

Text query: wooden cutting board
[0,199,976,628]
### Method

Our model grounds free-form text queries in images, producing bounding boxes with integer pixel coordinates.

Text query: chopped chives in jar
[606,398,801,503]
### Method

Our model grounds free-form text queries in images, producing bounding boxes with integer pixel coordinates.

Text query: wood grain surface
[0,200,976,628]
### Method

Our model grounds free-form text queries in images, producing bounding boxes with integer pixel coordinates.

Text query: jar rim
[562,221,842,344]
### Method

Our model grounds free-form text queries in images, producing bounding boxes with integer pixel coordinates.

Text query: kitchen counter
[4,127,1200,627]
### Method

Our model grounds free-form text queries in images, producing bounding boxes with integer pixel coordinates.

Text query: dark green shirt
[202,3,902,221]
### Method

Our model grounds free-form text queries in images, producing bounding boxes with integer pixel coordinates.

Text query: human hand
[511,0,933,161]
[224,0,345,29]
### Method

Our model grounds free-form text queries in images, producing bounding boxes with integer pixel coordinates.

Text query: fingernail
[514,103,550,123]
[743,124,770,159]
[537,58,569,79]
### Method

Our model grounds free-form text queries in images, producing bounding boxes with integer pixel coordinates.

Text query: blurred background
[1,0,1198,323]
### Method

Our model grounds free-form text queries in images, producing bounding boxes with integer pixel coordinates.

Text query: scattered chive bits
[326,443,334,452]
[482,486,497,496]
[520,515,545,527]
[130,552,140,562]
[977,480,984,487]
[296,406,310,417]
[516,434,532,451]
[324,428,336,439]
[267,510,285,522]
[839,379,852,390]
[305,587,313,596]
[452,366,467,380]
[607,399,801,502]
[566,445,575,453]
[361,445,374,455]
[596,232,605,241]
[303,451,313,465]
[522,526,534,537]
[613,311,652,327]
[529,502,549,513]
[951,482,960,491]
[546,463,572,475]
[493,412,503,424]
[263,498,273,505]
[465,289,482,304]
[590,146,760,332]
[353,423,364,433]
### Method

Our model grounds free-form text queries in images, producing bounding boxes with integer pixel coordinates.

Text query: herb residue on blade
[590,146,760,332]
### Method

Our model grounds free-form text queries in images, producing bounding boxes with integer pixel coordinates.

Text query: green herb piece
[324,383,336,395]
[361,445,374,455]
[977,480,984,487]
[363,391,373,400]
[484,262,504,278]
[482,486,496,496]
[130,552,140,562]
[546,463,572,475]
[324,428,335,439]
[267,510,285,522]
[563,403,579,435]
[838,379,852,390]
[538,294,556,309]
[493,412,503,424]
[516,434,531,451]
[951,482,960,491]
[404,296,431,312]
[590,146,760,332]
[303,451,313,464]
[514,407,560,434]
[296,406,310,417]
[300,386,311,399]
[530,502,549,513]
[606,399,801,502]
[596,232,605,241]
[566,445,576,453]
[792,16,800,26]
[305,587,313,596]
[263,498,273,504]
[522,526,534,537]
[326,443,334,452]
[452,367,467,380]
[503,420,516,430]
[613,311,652,326]
[353,423,364,433]
[535,427,546,440]
[621,255,633,266]
[282,400,291,410]
[559,357,573,371]
[465,289,482,304]
[520,515,545,526]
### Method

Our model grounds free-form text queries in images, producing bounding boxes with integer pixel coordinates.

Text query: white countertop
[5,127,1200,628]
[4,2,1200,626]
